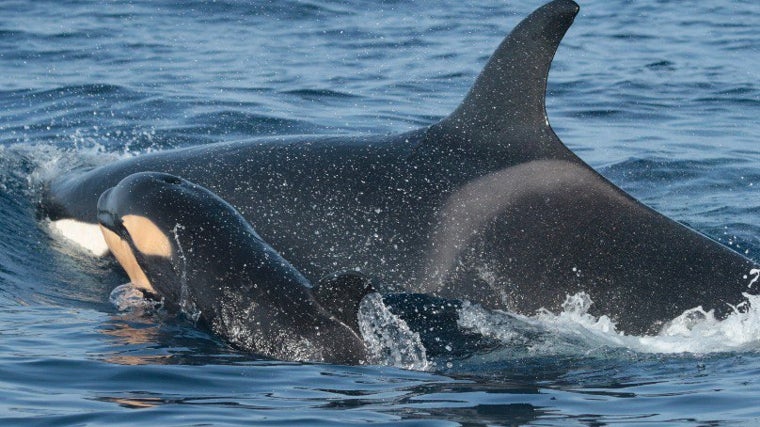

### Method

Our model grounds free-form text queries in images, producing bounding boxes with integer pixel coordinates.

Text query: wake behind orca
[42,0,759,336]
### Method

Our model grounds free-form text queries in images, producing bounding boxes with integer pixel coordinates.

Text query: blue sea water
[1,0,759,425]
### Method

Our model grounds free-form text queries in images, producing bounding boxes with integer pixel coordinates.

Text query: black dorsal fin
[432,0,579,158]
[313,271,375,335]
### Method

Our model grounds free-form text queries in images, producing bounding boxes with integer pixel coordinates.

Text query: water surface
[1,0,758,425]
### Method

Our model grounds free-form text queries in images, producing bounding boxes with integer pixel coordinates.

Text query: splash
[536,292,618,335]
[457,301,524,344]
[109,283,162,313]
[645,292,760,353]
[171,223,201,323]
[0,143,88,196]
[457,297,623,358]
[747,268,760,289]
[0,140,123,196]
[358,293,431,370]
[459,286,760,356]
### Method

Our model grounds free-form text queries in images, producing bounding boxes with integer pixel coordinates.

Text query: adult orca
[97,172,371,364]
[42,0,759,335]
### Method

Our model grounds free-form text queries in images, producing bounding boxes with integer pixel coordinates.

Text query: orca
[97,172,371,364]
[43,0,759,335]
[100,172,491,363]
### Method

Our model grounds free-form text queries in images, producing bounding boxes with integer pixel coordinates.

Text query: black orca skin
[44,0,759,335]
[98,172,370,364]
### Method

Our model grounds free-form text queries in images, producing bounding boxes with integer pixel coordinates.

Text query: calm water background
[1,0,759,425]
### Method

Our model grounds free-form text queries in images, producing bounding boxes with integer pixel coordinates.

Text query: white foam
[536,292,619,335]
[49,219,110,256]
[644,293,760,353]
[748,268,760,289]
[459,284,760,356]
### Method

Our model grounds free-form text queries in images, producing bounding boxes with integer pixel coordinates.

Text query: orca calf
[44,0,758,335]
[99,172,492,363]
[97,172,370,364]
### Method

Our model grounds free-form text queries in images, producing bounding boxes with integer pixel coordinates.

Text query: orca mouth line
[97,210,130,243]
[96,187,127,238]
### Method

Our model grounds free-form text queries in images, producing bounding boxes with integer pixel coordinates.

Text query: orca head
[96,173,176,296]
[96,171,249,303]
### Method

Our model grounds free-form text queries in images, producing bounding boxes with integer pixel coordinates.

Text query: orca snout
[96,187,119,229]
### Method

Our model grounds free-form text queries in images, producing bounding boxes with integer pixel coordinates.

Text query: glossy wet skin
[97,172,368,364]
[46,0,759,335]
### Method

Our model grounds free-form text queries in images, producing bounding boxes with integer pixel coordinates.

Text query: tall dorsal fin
[433,0,579,158]
[313,271,375,335]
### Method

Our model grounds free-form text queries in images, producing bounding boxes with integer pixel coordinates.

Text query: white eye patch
[121,215,172,258]
[100,225,157,294]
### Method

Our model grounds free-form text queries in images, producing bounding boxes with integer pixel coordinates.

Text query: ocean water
[1,0,759,425]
